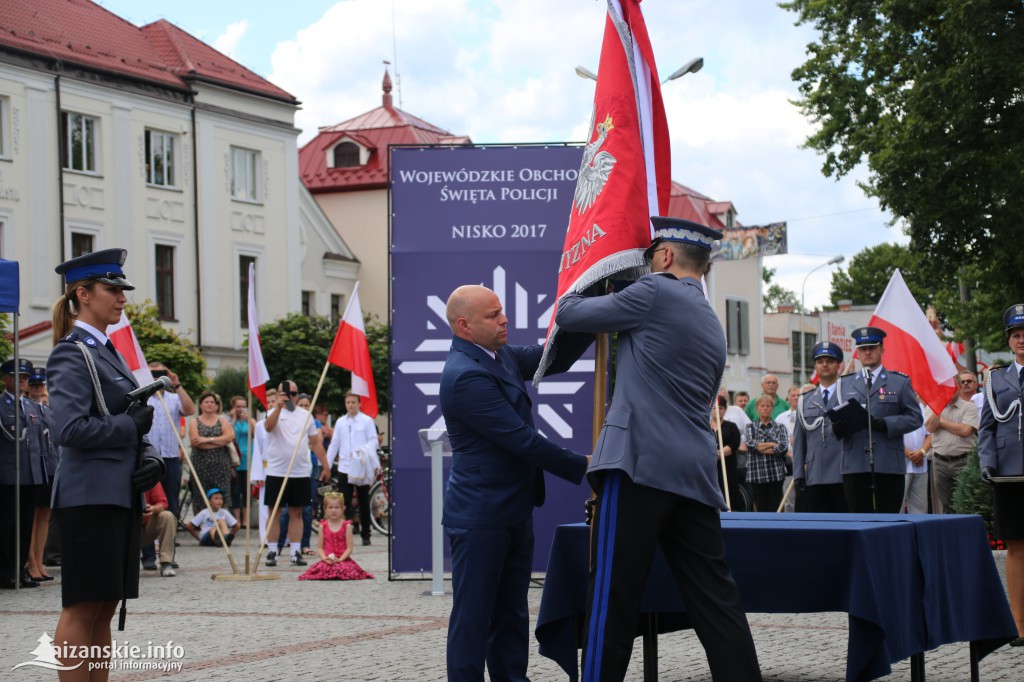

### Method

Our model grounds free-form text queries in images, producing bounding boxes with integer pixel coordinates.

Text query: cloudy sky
[99,0,906,310]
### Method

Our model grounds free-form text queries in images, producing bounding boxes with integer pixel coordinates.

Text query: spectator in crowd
[744,374,787,422]
[792,343,847,513]
[26,367,58,582]
[298,492,373,581]
[141,362,193,570]
[961,370,985,418]
[902,404,931,514]
[775,386,803,512]
[140,482,177,576]
[326,391,379,546]
[711,396,742,510]
[228,396,254,530]
[745,394,790,512]
[263,381,328,568]
[187,391,234,514]
[185,488,238,546]
[925,378,979,514]
[276,394,317,556]
[249,388,276,549]
[724,390,752,432]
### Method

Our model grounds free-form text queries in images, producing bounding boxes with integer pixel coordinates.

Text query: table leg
[910,652,925,682]
[969,641,980,682]
[642,613,658,681]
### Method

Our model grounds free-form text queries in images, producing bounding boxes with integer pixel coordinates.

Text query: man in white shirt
[902,404,931,514]
[249,388,274,551]
[263,381,329,567]
[326,392,379,545]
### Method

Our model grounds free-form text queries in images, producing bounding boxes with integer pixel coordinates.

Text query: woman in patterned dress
[187,391,233,514]
[299,492,373,581]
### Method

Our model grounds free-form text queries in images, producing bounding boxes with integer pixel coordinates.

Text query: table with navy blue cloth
[535,513,1016,682]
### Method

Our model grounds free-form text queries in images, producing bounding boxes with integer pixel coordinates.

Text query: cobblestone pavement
[1,527,1020,681]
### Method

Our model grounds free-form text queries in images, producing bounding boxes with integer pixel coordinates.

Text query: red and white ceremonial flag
[328,282,378,418]
[868,269,958,415]
[534,0,670,383]
[247,262,270,409]
[107,314,154,386]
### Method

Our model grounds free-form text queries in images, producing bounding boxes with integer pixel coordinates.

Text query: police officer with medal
[979,304,1024,645]
[832,327,923,513]
[791,342,848,513]
[1,358,49,588]
[46,248,166,671]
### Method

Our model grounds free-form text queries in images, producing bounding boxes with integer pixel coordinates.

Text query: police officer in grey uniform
[792,342,848,513]
[46,248,164,669]
[556,217,761,682]
[0,358,49,588]
[832,327,922,513]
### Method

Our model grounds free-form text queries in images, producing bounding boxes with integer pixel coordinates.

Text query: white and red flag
[868,269,958,414]
[246,262,270,409]
[535,0,670,382]
[107,314,154,386]
[328,283,378,418]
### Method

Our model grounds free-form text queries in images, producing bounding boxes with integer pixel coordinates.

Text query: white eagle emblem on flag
[574,110,617,215]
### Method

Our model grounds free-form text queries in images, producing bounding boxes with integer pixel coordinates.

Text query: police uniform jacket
[556,273,726,509]
[979,365,1024,475]
[0,390,48,486]
[35,402,60,479]
[837,367,922,475]
[791,384,843,486]
[440,336,588,529]
[46,327,149,509]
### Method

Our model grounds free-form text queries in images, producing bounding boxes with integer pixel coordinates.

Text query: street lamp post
[800,255,845,383]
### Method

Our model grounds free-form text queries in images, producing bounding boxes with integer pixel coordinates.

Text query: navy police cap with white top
[1,358,33,375]
[851,326,887,347]
[28,368,46,385]
[644,216,723,261]
[1003,304,1024,333]
[811,341,844,363]
[54,247,134,290]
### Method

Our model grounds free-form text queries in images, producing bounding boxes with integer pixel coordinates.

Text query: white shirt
[249,421,268,482]
[971,391,984,418]
[902,404,929,474]
[724,405,751,432]
[146,391,182,459]
[326,411,378,475]
[73,319,110,346]
[775,409,798,438]
[264,407,319,478]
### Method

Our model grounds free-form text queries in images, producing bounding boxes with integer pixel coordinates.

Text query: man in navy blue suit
[441,284,589,682]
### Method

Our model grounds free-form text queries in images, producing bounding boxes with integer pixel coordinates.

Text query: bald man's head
[446,285,508,351]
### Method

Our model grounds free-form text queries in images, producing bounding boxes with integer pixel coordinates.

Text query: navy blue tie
[822,388,830,404]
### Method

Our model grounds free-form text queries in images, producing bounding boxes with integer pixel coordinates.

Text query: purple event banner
[389,144,593,574]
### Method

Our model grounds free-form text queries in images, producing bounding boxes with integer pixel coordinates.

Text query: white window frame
[151,232,183,322]
[61,111,100,174]
[0,96,10,161]
[145,129,178,189]
[65,220,102,258]
[230,146,260,203]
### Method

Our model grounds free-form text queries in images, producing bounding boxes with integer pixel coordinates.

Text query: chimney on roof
[838,299,853,311]
[383,69,393,108]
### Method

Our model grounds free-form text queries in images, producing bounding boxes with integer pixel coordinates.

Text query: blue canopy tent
[0,258,23,589]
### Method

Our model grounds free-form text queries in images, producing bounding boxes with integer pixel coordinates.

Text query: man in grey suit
[556,217,761,682]
[792,342,848,512]
[832,327,923,513]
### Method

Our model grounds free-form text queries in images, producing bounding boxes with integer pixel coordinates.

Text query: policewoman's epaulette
[59,331,81,344]
[888,370,908,378]
[840,371,858,378]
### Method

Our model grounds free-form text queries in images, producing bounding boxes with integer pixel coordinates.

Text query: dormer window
[332,142,360,168]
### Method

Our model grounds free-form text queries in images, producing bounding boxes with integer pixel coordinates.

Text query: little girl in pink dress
[299,493,373,581]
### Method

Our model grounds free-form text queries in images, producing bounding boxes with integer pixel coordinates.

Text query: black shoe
[20,577,40,588]
[266,551,277,567]
[1010,636,1024,647]
[29,575,55,582]
[142,561,158,571]
[291,552,307,566]
[362,537,371,546]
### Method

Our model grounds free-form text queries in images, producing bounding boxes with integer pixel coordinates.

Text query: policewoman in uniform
[791,342,848,513]
[833,327,922,513]
[979,304,1024,645]
[0,358,48,588]
[46,249,165,675]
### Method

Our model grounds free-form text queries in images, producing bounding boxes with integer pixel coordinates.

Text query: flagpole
[244,390,254,575]
[713,401,732,512]
[155,394,239,574]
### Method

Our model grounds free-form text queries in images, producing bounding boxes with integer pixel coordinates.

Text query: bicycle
[316,448,391,537]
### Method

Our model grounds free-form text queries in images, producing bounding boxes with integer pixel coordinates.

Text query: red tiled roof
[0,0,295,103]
[668,181,739,229]
[300,71,470,192]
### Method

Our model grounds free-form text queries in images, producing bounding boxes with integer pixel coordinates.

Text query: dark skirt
[36,481,53,509]
[56,505,140,607]
[993,479,1024,541]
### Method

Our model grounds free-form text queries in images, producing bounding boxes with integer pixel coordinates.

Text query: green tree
[763,267,801,313]
[783,0,1024,344]
[124,301,207,396]
[828,243,937,308]
[211,366,248,407]
[0,314,11,360]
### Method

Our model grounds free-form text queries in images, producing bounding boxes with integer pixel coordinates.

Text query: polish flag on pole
[107,314,154,386]
[534,0,670,382]
[247,262,270,409]
[327,282,378,418]
[868,269,958,414]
